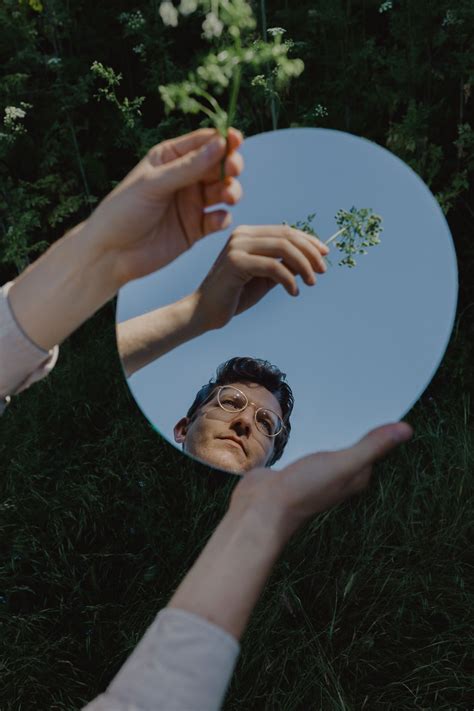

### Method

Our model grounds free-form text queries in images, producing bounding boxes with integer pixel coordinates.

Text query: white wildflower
[159,1,179,27]
[133,43,146,57]
[378,1,392,12]
[267,27,286,37]
[202,12,223,39]
[4,104,30,135]
[179,0,198,15]
[5,106,26,121]
[313,104,328,118]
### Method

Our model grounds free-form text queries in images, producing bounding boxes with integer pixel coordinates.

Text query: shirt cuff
[83,608,240,711]
[0,281,59,402]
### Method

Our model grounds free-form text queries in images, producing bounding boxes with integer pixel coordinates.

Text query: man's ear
[174,417,190,444]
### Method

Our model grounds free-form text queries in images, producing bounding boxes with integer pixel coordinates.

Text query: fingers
[202,209,232,235]
[239,225,329,256]
[204,176,243,207]
[203,149,244,183]
[336,423,413,477]
[235,235,322,285]
[229,252,300,296]
[154,129,244,193]
[163,127,243,158]
[232,225,329,283]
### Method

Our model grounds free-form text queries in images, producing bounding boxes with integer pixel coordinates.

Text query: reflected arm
[116,293,208,378]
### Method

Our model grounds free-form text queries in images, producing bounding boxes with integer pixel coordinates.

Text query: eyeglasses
[208,385,286,438]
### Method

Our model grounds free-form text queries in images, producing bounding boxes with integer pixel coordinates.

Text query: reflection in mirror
[116,128,458,475]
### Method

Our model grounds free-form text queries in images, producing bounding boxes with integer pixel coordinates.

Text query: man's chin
[186,444,248,474]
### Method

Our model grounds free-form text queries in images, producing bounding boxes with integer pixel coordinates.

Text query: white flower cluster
[4,104,31,134]
[5,106,26,120]
[202,12,224,39]
[133,43,146,58]
[267,27,286,38]
[312,104,328,118]
[179,0,198,14]
[378,1,392,12]
[159,1,224,40]
[159,1,179,27]
[119,9,146,31]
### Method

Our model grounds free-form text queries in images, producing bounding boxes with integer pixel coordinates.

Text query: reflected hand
[229,423,413,543]
[192,224,330,331]
[84,128,244,288]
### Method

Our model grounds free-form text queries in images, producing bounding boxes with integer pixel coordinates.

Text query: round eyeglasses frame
[206,385,287,438]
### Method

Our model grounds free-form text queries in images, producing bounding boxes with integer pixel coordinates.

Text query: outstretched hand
[192,224,330,332]
[85,127,244,288]
[229,422,413,543]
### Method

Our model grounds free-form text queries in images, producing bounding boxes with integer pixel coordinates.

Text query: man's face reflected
[173,381,283,473]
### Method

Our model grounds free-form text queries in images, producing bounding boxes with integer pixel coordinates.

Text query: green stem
[260,0,277,130]
[325,226,347,245]
[193,86,225,118]
[191,98,221,125]
[226,63,241,133]
[220,35,242,180]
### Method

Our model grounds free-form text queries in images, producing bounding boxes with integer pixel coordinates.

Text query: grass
[1,290,473,710]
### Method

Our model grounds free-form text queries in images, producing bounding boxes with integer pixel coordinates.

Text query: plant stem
[220,34,242,180]
[260,0,277,130]
[325,226,347,245]
[67,117,93,214]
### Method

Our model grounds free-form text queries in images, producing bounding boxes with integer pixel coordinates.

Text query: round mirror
[116,128,458,475]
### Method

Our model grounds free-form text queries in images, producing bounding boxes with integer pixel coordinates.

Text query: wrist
[74,219,122,296]
[184,290,215,337]
[168,504,284,641]
[8,221,118,350]
[228,476,300,550]
[226,496,289,555]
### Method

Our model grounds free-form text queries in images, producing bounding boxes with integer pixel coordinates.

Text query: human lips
[219,436,246,455]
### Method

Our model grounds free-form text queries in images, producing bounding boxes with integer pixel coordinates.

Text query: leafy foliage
[157,1,304,140]
[1,1,474,709]
[333,207,383,268]
[290,208,383,268]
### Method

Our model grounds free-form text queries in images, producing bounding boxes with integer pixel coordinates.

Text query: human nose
[230,405,255,437]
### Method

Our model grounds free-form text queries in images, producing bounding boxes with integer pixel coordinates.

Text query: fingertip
[391,422,414,443]
[225,151,244,177]
[203,209,232,235]
[228,127,244,146]
[220,210,232,230]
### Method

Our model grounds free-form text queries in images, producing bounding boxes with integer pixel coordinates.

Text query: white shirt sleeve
[82,608,240,711]
[0,281,59,408]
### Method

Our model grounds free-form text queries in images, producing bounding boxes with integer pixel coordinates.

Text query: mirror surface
[116,128,458,474]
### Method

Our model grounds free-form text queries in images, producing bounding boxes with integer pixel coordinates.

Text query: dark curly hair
[184,356,294,466]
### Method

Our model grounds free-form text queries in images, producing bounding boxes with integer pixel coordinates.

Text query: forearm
[167,505,285,641]
[8,221,118,351]
[116,293,206,377]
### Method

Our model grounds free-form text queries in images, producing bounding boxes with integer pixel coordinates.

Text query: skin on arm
[117,293,204,378]
[8,221,118,351]
[116,224,330,377]
[168,422,413,641]
[6,128,243,353]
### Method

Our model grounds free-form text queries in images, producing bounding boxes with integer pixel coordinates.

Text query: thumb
[156,134,227,193]
[335,422,413,476]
